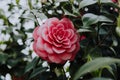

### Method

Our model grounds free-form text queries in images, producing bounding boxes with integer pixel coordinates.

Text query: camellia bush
[0,0,120,80]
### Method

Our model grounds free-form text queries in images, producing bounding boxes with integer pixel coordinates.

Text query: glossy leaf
[73,57,120,80]
[25,57,40,73]
[79,0,97,9]
[82,13,98,26]
[90,77,113,80]
[29,67,47,79]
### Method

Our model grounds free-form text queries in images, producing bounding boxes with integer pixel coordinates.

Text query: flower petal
[48,54,62,63]
[70,34,78,44]
[52,46,65,54]
[36,49,47,58]
[33,27,39,40]
[41,27,52,44]
[60,18,74,29]
[36,37,45,51]
[44,43,53,54]
[59,53,72,60]
[67,44,76,52]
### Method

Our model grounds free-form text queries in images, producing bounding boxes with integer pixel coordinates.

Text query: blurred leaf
[77,28,92,32]
[79,0,97,9]
[105,66,115,78]
[98,15,113,22]
[0,53,9,64]
[28,0,33,9]
[7,59,19,67]
[82,13,113,26]
[16,0,20,5]
[82,13,98,26]
[99,28,107,35]
[29,67,47,79]
[100,0,112,3]
[73,57,120,80]
[90,77,113,80]
[62,7,77,17]
[55,0,68,3]
[25,57,40,73]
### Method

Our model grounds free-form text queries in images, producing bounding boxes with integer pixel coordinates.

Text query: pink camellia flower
[33,17,80,64]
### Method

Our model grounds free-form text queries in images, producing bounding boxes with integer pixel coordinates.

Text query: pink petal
[70,42,80,61]
[48,24,56,32]
[67,44,76,52]
[48,54,62,63]
[45,17,59,26]
[33,40,47,58]
[44,43,53,54]
[53,41,62,47]
[33,27,39,40]
[36,37,44,51]
[64,29,74,39]
[52,46,65,54]
[59,53,72,60]
[70,34,78,44]
[56,23,64,29]
[36,49,47,58]
[63,39,71,46]
[37,24,47,36]
[60,18,74,29]
[41,27,52,44]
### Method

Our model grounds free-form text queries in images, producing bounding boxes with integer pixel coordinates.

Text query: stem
[117,15,120,27]
[97,23,100,44]
[30,11,40,26]
[97,26,113,46]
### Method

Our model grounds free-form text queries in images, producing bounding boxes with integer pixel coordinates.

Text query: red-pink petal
[70,34,78,44]
[36,37,44,51]
[45,17,59,26]
[63,39,71,46]
[44,43,53,54]
[59,53,72,60]
[67,44,76,52]
[48,54,62,63]
[33,27,39,40]
[60,18,74,29]
[64,29,74,39]
[53,41,62,47]
[41,27,52,44]
[36,49,47,58]
[52,46,65,54]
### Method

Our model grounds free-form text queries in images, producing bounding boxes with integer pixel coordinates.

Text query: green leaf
[79,0,97,9]
[82,13,113,26]
[82,13,98,26]
[77,28,92,33]
[73,57,120,80]
[62,7,77,17]
[100,0,112,3]
[16,0,20,5]
[0,53,9,64]
[55,0,68,3]
[98,15,113,22]
[25,57,40,73]
[28,0,33,10]
[29,67,47,79]
[90,77,113,80]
